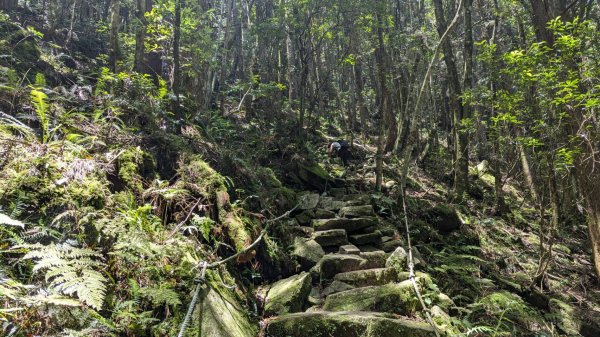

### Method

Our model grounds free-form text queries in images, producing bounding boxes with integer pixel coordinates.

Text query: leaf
[0,213,24,228]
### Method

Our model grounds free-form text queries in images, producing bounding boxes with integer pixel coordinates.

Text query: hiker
[327,140,351,166]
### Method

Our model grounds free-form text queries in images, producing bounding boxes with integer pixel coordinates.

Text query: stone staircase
[261,190,456,337]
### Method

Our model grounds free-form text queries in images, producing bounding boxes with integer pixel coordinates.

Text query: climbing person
[327,140,351,166]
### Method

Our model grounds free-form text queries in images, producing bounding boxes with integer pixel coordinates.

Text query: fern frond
[18,243,107,310]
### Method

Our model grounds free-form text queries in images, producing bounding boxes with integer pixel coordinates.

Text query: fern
[139,286,181,307]
[30,88,49,142]
[19,243,107,310]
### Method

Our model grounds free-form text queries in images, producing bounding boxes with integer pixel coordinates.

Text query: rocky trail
[259,180,455,337]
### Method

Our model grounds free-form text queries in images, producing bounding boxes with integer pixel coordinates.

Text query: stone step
[323,280,355,296]
[380,239,403,252]
[311,229,348,247]
[266,311,435,337]
[349,231,382,246]
[311,254,367,280]
[312,217,377,233]
[322,281,421,315]
[338,205,375,218]
[333,267,398,288]
[338,244,360,255]
[359,251,387,269]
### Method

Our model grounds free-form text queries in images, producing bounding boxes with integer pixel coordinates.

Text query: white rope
[401,186,441,337]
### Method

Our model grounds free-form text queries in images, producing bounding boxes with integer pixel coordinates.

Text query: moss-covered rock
[266,311,435,337]
[339,205,375,218]
[424,204,462,233]
[311,229,349,247]
[312,217,377,233]
[549,299,581,336]
[322,281,420,315]
[264,272,312,316]
[292,237,325,270]
[312,254,367,280]
[200,286,257,337]
[333,267,398,287]
[386,247,407,274]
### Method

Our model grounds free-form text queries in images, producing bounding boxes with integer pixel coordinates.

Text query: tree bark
[109,0,120,73]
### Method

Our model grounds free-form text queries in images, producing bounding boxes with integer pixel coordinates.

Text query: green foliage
[19,243,108,310]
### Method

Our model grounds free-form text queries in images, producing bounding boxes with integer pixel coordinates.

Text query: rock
[294,161,338,191]
[379,227,396,236]
[266,311,435,337]
[436,293,454,310]
[292,238,325,270]
[380,239,403,253]
[431,305,460,335]
[359,251,387,269]
[319,197,346,212]
[334,267,398,287]
[264,272,312,316]
[341,194,372,205]
[339,205,375,218]
[312,254,367,280]
[311,229,348,247]
[295,210,314,226]
[357,245,381,253]
[339,244,361,255]
[425,204,462,233]
[549,298,581,335]
[289,226,314,238]
[308,287,323,305]
[385,247,407,272]
[349,232,382,245]
[381,236,393,243]
[298,192,321,210]
[314,208,337,219]
[312,217,377,233]
[323,280,355,296]
[323,281,419,315]
[328,187,347,198]
[201,287,257,337]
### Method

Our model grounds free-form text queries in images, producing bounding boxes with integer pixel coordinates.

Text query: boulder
[385,247,408,272]
[295,210,315,226]
[339,205,375,218]
[266,311,435,337]
[425,204,462,233]
[359,251,387,269]
[339,244,361,255]
[312,254,367,279]
[323,281,419,315]
[314,209,337,219]
[292,238,325,270]
[312,217,377,233]
[334,268,398,287]
[201,287,257,337]
[380,239,403,253]
[264,272,312,316]
[319,196,346,212]
[294,161,339,191]
[323,280,355,296]
[311,229,348,247]
[297,192,321,210]
[349,232,382,246]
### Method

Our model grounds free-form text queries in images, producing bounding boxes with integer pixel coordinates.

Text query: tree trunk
[173,0,182,106]
[134,0,147,73]
[109,0,120,73]
[432,0,468,200]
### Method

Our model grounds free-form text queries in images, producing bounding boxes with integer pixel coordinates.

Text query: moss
[549,299,581,335]
[175,155,227,198]
[116,147,156,193]
[256,167,282,188]
[264,272,312,315]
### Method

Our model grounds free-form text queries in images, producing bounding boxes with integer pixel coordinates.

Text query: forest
[0,0,599,336]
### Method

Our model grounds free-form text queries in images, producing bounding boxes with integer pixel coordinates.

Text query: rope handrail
[177,197,304,336]
[401,186,441,337]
